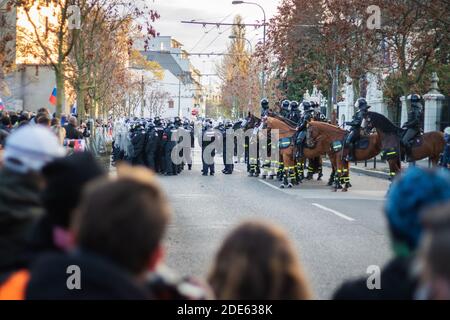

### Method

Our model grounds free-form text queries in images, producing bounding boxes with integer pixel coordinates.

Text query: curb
[322,161,390,180]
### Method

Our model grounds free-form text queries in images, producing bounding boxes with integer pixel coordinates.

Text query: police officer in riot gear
[163,120,178,176]
[222,120,234,174]
[280,100,291,118]
[202,120,216,176]
[261,98,270,117]
[345,98,371,161]
[401,94,423,161]
[295,101,314,159]
[153,117,165,173]
[144,120,158,170]
[181,119,194,170]
[288,101,302,124]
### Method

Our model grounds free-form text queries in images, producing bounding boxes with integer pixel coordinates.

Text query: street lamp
[228,35,253,53]
[232,0,266,98]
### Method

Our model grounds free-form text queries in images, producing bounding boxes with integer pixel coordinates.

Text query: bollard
[374,157,376,169]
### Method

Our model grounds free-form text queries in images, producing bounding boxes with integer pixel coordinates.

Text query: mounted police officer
[345,98,371,161]
[261,98,270,117]
[280,100,290,118]
[401,93,423,161]
[288,101,302,124]
[311,101,326,122]
[295,101,314,159]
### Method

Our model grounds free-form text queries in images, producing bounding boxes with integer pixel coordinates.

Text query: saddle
[355,137,370,150]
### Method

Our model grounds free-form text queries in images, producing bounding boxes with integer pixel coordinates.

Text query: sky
[150,0,280,88]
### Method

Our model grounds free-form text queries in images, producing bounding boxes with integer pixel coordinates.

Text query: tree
[217,15,260,118]
[14,0,159,116]
[0,0,16,96]
[374,0,449,97]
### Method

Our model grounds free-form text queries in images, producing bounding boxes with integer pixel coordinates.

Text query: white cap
[3,125,66,174]
[445,127,450,135]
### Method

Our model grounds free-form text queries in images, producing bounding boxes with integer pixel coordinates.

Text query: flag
[0,97,5,111]
[49,87,57,105]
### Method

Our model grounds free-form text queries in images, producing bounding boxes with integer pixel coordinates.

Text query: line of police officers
[112,116,194,176]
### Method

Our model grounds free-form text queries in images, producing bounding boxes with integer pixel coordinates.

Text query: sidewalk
[323,157,432,180]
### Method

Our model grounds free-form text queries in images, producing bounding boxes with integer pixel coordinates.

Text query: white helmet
[3,125,66,174]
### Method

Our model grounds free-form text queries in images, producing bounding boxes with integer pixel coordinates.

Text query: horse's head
[361,112,374,131]
[241,112,260,130]
[306,123,318,148]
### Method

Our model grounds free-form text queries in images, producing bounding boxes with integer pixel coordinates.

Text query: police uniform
[288,101,302,124]
[260,98,270,117]
[280,100,290,118]
[345,98,370,161]
[202,122,216,175]
[401,94,423,160]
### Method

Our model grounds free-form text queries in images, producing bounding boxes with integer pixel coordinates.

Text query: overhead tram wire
[189,12,236,52]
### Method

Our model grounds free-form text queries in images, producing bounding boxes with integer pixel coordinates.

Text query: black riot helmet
[354,98,370,111]
[154,116,162,126]
[302,101,312,112]
[261,98,269,109]
[290,101,299,111]
[281,100,290,110]
[410,94,422,103]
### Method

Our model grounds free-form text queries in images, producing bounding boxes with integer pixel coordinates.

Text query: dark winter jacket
[64,123,83,140]
[26,251,152,300]
[333,256,417,300]
[0,169,44,275]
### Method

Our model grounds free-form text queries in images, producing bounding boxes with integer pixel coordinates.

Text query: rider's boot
[346,143,355,161]
[405,143,413,162]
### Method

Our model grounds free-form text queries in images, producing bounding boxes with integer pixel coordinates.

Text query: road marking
[258,179,284,191]
[312,203,355,222]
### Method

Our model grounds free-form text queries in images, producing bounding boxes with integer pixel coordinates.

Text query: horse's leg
[306,158,314,180]
[317,157,323,181]
[342,161,351,191]
[328,155,336,187]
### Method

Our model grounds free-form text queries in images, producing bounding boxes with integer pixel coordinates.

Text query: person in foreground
[416,202,450,300]
[10,165,209,300]
[208,221,312,300]
[333,167,450,299]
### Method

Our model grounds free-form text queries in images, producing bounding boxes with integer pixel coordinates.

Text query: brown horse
[263,115,336,188]
[363,111,445,179]
[306,121,381,191]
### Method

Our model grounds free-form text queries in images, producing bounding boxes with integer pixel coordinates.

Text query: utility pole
[232,1,267,98]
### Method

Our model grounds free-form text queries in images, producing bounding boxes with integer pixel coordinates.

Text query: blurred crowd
[0,112,450,300]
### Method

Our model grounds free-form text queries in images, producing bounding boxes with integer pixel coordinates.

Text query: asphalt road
[156,149,393,300]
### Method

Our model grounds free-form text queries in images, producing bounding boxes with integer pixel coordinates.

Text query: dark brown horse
[363,111,445,179]
[263,116,337,188]
[306,121,381,191]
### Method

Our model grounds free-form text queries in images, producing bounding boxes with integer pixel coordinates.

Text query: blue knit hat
[385,167,450,250]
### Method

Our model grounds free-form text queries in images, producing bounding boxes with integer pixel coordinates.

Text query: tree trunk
[55,66,65,117]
